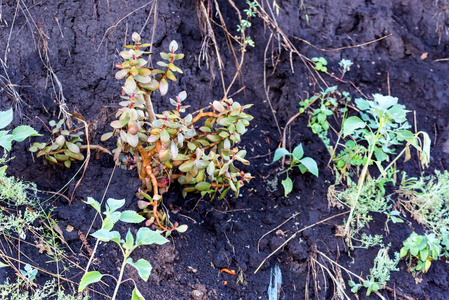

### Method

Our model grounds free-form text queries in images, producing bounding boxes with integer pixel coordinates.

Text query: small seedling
[273,144,318,196]
[338,59,353,79]
[311,57,328,72]
[20,264,38,288]
[79,197,170,300]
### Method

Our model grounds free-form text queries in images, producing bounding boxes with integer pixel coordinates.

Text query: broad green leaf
[0,261,8,268]
[132,287,145,300]
[127,258,152,282]
[400,247,408,258]
[0,108,13,130]
[299,157,319,177]
[85,197,101,214]
[91,229,121,243]
[119,210,145,223]
[343,116,366,137]
[292,144,304,160]
[420,249,429,261]
[0,134,14,151]
[106,198,126,212]
[273,148,290,162]
[282,176,293,197]
[78,271,103,292]
[11,125,41,142]
[135,228,169,246]
[373,94,398,109]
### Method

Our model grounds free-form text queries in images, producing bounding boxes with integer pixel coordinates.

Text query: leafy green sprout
[339,59,353,74]
[400,232,442,274]
[79,198,173,300]
[273,144,319,197]
[0,108,41,152]
[20,264,38,288]
[311,57,328,72]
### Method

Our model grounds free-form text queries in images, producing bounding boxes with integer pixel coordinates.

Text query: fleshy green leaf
[159,79,168,96]
[127,258,152,282]
[101,132,113,141]
[78,271,103,292]
[66,141,80,154]
[195,182,211,191]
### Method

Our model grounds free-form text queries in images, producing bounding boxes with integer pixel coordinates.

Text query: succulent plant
[102,33,253,232]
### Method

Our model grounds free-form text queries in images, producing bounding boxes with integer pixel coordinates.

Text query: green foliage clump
[398,170,449,234]
[400,232,442,274]
[330,176,392,245]
[0,278,89,300]
[0,156,41,237]
[349,247,399,296]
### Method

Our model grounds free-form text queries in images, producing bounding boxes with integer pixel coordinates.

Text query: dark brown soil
[1,0,449,299]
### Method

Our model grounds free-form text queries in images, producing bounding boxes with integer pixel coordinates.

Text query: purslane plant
[79,197,169,300]
[29,118,110,168]
[101,33,253,232]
